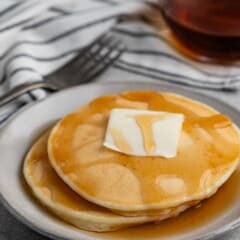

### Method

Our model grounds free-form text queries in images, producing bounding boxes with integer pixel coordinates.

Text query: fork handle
[0,81,57,108]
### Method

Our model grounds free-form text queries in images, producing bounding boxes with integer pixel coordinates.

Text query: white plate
[0,82,240,240]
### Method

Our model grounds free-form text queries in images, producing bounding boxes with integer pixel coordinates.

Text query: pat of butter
[103,108,184,158]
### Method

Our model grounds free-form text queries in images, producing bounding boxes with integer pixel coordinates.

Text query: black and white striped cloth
[0,0,240,125]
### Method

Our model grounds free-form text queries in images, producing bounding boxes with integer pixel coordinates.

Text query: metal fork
[0,34,125,107]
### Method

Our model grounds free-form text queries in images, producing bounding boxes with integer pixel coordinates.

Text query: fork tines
[74,34,125,83]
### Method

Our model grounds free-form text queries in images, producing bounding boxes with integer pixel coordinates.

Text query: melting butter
[103,108,184,157]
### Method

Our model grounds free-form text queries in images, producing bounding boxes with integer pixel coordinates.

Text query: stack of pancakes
[23,91,240,232]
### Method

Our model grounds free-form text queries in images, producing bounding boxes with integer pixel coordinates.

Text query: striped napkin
[0,0,240,125]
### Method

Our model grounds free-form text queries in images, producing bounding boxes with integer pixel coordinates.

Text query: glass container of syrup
[160,0,240,61]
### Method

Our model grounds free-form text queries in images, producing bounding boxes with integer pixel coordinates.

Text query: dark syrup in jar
[161,0,240,61]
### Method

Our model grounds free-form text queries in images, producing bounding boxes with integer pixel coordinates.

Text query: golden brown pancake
[48,91,240,216]
[23,131,199,232]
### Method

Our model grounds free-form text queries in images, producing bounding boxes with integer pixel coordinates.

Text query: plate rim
[0,81,240,240]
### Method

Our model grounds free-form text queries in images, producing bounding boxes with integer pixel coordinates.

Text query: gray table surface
[0,73,240,240]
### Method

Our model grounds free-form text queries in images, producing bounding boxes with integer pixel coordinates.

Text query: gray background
[0,71,240,240]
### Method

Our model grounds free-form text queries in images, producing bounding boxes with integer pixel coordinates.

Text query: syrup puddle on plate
[93,167,240,239]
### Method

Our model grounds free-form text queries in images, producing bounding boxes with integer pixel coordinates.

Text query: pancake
[24,131,200,232]
[48,91,240,216]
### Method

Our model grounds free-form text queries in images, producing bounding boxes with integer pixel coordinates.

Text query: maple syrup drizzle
[134,114,166,154]
[97,168,240,239]
[111,127,132,154]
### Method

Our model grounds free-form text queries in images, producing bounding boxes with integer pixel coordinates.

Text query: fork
[0,34,125,107]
